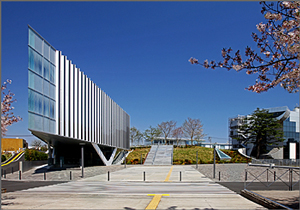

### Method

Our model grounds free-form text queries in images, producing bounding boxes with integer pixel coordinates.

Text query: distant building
[145,137,231,149]
[229,106,299,158]
[1,138,28,153]
[28,26,130,166]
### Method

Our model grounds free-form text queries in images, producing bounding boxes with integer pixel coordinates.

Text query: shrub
[2,154,7,162]
[25,149,48,161]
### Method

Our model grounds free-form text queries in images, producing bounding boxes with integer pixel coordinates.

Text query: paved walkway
[2,165,265,209]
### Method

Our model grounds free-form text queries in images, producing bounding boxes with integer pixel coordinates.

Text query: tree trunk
[256,137,262,159]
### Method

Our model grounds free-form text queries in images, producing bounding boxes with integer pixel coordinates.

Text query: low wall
[22,160,48,172]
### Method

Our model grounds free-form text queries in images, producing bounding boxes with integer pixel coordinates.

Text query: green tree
[130,127,144,146]
[238,108,284,159]
[144,126,162,145]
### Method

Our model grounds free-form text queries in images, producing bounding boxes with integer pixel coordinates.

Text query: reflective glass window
[43,80,50,97]
[49,119,55,133]
[34,34,43,55]
[28,112,34,130]
[50,64,55,83]
[50,48,55,64]
[37,92,43,115]
[50,99,55,119]
[34,50,43,76]
[49,84,55,100]
[28,112,43,131]
[44,97,50,117]
[28,89,34,112]
[43,118,49,132]
[35,113,43,131]
[44,59,50,81]
[44,42,50,60]
[28,29,35,48]
[28,71,43,93]
[28,48,35,71]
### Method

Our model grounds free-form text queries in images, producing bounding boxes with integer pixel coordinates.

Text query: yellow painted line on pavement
[145,166,174,209]
[164,166,173,182]
[1,151,24,167]
[145,194,169,209]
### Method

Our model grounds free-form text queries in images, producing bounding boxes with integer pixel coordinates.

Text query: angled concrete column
[91,143,117,166]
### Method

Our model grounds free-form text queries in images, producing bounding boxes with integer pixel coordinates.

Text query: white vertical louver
[55,52,129,149]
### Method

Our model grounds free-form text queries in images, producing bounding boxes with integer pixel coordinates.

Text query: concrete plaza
[2,165,265,209]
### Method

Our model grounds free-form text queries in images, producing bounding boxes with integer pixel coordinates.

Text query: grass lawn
[126,146,151,164]
[126,145,251,165]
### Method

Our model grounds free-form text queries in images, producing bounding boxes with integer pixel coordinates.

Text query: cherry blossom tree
[1,79,22,135]
[189,1,299,93]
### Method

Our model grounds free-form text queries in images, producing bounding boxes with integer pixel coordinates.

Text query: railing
[245,163,300,191]
[252,159,300,167]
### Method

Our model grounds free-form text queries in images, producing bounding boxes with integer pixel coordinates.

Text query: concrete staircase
[144,145,173,165]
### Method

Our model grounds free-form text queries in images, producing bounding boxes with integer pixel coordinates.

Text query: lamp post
[79,143,85,178]
[213,143,216,179]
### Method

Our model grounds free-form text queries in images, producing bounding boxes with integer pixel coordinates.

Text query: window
[34,33,43,55]
[50,99,55,119]
[44,59,50,81]
[28,71,43,93]
[43,80,50,97]
[49,84,55,100]
[44,42,50,60]
[50,64,55,83]
[43,97,50,117]
[50,47,55,64]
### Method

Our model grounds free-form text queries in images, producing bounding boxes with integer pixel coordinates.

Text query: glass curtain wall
[28,27,56,133]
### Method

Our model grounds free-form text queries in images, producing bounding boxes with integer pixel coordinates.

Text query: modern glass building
[229,106,299,158]
[28,26,130,166]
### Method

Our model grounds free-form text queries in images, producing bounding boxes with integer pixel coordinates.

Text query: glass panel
[28,71,43,93]
[28,112,34,130]
[35,114,43,131]
[37,92,43,115]
[44,42,50,60]
[43,59,50,81]
[43,80,50,97]
[34,33,43,55]
[34,50,43,76]
[50,47,55,64]
[28,89,34,112]
[28,48,34,71]
[43,118,49,132]
[50,64,55,83]
[50,99,55,119]
[49,119,56,133]
[28,112,43,131]
[49,84,55,99]
[43,97,49,117]
[28,29,35,48]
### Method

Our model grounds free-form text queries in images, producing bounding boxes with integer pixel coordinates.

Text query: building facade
[1,138,28,153]
[229,106,299,158]
[28,26,130,166]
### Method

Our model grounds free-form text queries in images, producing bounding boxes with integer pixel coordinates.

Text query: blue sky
[2,1,299,145]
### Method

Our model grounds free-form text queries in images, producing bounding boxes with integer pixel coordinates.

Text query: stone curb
[241,189,293,210]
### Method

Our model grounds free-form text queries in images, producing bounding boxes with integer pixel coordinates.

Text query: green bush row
[24,149,48,161]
